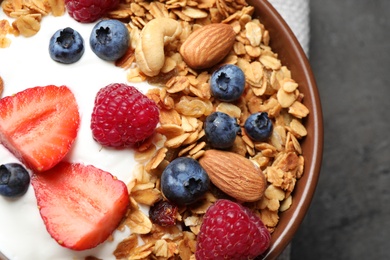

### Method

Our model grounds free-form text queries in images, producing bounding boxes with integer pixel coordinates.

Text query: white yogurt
[0,9,154,260]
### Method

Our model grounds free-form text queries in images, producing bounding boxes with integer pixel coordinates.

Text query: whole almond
[179,23,236,70]
[199,149,266,202]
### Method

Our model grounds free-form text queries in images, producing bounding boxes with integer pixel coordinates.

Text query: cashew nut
[135,18,182,77]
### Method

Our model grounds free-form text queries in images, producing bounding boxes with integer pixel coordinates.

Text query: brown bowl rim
[248,0,324,259]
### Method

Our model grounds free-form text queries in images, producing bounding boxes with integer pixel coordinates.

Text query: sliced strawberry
[31,162,130,251]
[0,85,80,172]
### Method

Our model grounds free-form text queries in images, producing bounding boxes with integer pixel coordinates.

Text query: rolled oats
[289,118,308,138]
[289,100,310,119]
[113,234,138,259]
[123,207,153,234]
[245,21,262,47]
[280,195,292,212]
[1,0,65,40]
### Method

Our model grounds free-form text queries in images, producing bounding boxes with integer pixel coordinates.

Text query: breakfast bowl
[0,0,322,259]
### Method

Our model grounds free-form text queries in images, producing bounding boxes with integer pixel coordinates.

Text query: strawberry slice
[0,85,80,172]
[31,162,130,250]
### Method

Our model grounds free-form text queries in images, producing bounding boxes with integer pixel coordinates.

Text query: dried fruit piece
[149,200,179,226]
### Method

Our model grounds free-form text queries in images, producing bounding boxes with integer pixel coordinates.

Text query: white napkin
[268,0,310,56]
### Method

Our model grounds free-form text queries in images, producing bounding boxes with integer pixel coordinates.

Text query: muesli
[0,0,309,259]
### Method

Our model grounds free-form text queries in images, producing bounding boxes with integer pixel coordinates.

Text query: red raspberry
[65,0,120,23]
[195,199,271,260]
[91,83,159,147]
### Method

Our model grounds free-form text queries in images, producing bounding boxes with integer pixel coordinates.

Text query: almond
[179,23,236,70]
[199,149,266,202]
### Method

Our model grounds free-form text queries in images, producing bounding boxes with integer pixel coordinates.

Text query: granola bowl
[249,0,323,258]
[0,0,322,259]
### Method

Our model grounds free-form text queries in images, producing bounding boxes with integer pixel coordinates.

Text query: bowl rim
[247,0,324,259]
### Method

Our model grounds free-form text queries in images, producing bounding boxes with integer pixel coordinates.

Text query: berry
[0,163,30,197]
[65,0,119,23]
[210,64,245,102]
[196,199,271,259]
[204,111,240,149]
[90,19,130,61]
[31,162,129,250]
[90,83,159,147]
[161,157,210,206]
[244,112,273,142]
[49,27,84,64]
[149,200,179,226]
[0,85,80,172]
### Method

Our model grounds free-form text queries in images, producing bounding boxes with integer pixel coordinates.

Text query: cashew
[135,18,182,77]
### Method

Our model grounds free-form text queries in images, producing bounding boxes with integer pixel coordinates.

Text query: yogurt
[0,9,153,260]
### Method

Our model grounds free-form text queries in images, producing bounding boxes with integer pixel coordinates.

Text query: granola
[108,0,310,258]
[0,0,65,39]
[0,0,310,258]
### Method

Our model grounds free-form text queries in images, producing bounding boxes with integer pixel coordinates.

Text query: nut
[135,18,182,77]
[199,149,266,202]
[179,23,235,70]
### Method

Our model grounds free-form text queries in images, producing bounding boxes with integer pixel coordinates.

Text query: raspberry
[65,0,120,23]
[195,199,271,260]
[90,83,159,147]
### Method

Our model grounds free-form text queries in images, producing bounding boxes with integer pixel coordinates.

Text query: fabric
[268,0,310,56]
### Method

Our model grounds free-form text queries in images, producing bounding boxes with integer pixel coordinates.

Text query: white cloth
[268,0,310,56]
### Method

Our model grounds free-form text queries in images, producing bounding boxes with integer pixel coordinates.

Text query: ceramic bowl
[249,0,323,259]
[0,1,322,259]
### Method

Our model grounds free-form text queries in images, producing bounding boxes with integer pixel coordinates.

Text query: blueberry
[244,112,273,141]
[90,19,129,61]
[204,111,240,149]
[49,27,84,64]
[210,64,245,102]
[161,157,210,206]
[0,163,30,197]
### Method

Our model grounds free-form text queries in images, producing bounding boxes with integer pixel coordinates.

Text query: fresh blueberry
[204,111,240,149]
[49,27,84,64]
[0,163,30,197]
[161,157,210,206]
[210,64,245,102]
[90,19,129,61]
[244,112,273,141]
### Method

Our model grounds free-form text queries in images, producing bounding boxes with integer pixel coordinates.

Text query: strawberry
[31,162,130,250]
[0,85,80,172]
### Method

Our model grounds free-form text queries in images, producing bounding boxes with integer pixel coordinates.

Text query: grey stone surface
[291,0,390,259]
